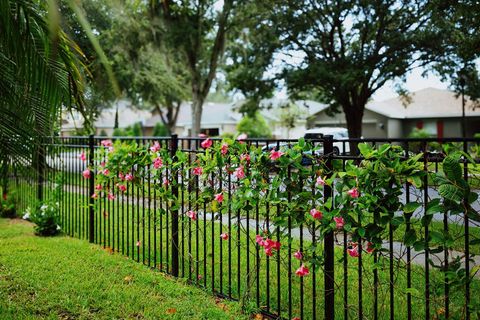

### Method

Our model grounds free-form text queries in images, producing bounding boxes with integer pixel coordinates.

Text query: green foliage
[29,203,61,236]
[113,128,125,137]
[152,123,169,137]
[99,129,108,137]
[0,194,16,218]
[0,0,86,173]
[236,113,272,138]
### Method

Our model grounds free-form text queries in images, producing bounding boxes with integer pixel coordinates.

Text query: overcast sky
[373,68,449,101]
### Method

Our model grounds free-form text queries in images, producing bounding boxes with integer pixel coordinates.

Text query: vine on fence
[82,136,478,315]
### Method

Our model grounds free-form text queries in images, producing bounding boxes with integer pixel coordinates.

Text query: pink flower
[293,250,303,260]
[118,184,126,193]
[102,168,110,176]
[240,153,250,163]
[193,167,203,176]
[95,184,102,190]
[101,139,113,147]
[233,166,245,179]
[91,193,98,199]
[221,143,229,155]
[107,193,115,201]
[108,146,114,152]
[347,187,360,198]
[162,177,169,187]
[237,133,248,142]
[295,264,309,277]
[348,245,359,258]
[100,161,106,167]
[334,216,345,229]
[198,133,207,138]
[118,172,125,180]
[214,193,224,203]
[265,247,273,256]
[316,176,326,186]
[310,208,323,220]
[136,240,141,247]
[220,233,229,240]
[187,210,197,220]
[153,157,163,169]
[201,138,212,149]
[255,235,264,245]
[366,242,375,254]
[269,149,284,160]
[79,151,86,162]
[150,141,160,153]
[125,173,133,181]
[82,169,91,179]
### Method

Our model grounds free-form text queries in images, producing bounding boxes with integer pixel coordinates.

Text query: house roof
[94,100,152,129]
[366,88,480,119]
[144,99,327,128]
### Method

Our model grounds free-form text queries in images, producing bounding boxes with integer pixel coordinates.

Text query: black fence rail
[7,135,480,320]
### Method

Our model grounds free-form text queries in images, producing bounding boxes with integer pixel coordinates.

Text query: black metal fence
[7,135,480,320]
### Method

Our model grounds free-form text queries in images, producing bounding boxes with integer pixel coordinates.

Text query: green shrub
[152,123,169,136]
[236,112,272,138]
[0,194,16,218]
[29,202,61,236]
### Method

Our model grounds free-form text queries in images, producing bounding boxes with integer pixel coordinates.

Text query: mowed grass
[45,191,480,319]
[0,218,246,320]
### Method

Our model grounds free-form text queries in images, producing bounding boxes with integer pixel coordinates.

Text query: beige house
[309,88,480,138]
[143,100,326,138]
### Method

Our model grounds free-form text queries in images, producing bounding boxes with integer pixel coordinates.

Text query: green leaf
[403,229,417,246]
[403,202,421,214]
[358,143,373,157]
[443,155,463,182]
[438,184,463,203]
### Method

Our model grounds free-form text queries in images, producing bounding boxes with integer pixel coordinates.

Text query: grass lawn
[0,218,247,320]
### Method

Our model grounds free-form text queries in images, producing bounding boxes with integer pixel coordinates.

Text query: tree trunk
[191,95,204,137]
[343,104,365,155]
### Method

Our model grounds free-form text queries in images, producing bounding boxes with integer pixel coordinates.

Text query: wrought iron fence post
[170,134,179,277]
[36,137,45,202]
[323,134,335,319]
[89,135,95,243]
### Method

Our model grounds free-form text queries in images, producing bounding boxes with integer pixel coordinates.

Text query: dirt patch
[7,218,33,226]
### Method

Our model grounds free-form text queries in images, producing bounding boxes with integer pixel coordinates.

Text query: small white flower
[22,213,30,220]
[56,225,61,230]
[40,204,48,211]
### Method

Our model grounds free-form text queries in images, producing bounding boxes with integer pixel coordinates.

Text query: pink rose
[214,193,224,203]
[107,193,115,201]
[348,245,359,257]
[82,169,91,179]
[118,184,126,193]
[221,143,229,155]
[118,172,125,180]
[233,166,245,179]
[333,216,345,229]
[201,138,213,149]
[79,151,86,162]
[240,153,250,163]
[101,139,113,147]
[136,240,141,247]
[310,208,323,220]
[193,167,203,176]
[153,157,163,169]
[150,141,160,153]
[295,264,309,277]
[347,187,359,198]
[125,173,133,181]
[95,184,102,190]
[220,233,229,240]
[186,210,197,220]
[269,149,284,160]
[293,250,303,260]
[91,193,98,199]
[316,176,326,186]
